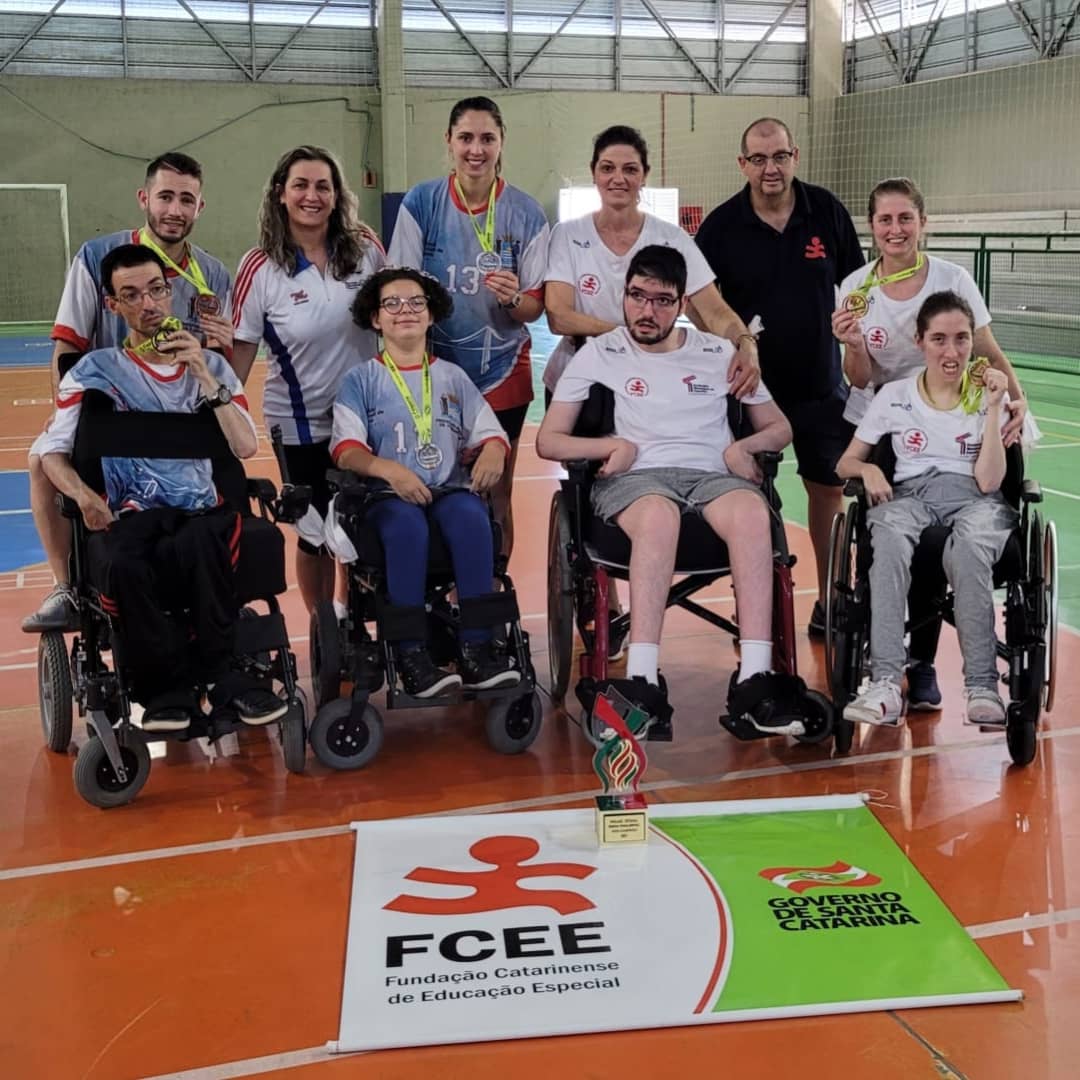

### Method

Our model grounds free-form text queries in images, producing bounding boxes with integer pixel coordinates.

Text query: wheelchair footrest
[718,712,780,741]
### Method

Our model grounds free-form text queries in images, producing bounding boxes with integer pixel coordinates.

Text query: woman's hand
[831,307,864,350]
[469,441,506,493]
[384,461,432,505]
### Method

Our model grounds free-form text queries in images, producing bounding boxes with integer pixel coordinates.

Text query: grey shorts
[591,467,765,524]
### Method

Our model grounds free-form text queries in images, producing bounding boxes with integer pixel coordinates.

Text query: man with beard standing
[24,152,232,632]
[537,246,795,737]
[694,118,864,638]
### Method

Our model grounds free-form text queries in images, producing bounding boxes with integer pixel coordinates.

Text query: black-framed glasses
[624,288,679,310]
[743,150,795,169]
[380,295,429,313]
[115,282,172,305]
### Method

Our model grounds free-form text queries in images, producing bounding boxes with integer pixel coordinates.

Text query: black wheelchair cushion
[233,517,287,602]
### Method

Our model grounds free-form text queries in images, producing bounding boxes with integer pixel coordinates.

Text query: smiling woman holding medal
[387,96,550,558]
[331,267,518,698]
[832,177,1027,439]
[231,146,385,614]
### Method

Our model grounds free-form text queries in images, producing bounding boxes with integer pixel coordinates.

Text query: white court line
[0,508,31,516]
[1030,442,1080,450]
[3,724,1080,884]
[966,906,1080,940]
[1034,414,1080,430]
[1043,487,1080,502]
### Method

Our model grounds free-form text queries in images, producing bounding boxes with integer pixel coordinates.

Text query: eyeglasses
[380,295,429,313]
[115,282,172,305]
[624,288,679,310]
[743,151,795,169]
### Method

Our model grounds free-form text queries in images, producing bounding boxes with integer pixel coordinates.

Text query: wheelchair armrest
[843,477,866,499]
[272,483,312,524]
[56,493,81,519]
[1021,478,1043,504]
[563,459,597,485]
[756,450,782,479]
[327,468,365,494]
[248,477,278,506]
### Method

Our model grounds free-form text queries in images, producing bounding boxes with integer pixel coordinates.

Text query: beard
[145,209,193,244]
[628,318,677,346]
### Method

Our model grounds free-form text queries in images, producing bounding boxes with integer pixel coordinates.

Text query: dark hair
[100,244,168,296]
[591,125,650,174]
[868,176,926,221]
[145,151,203,186]
[447,97,506,175]
[740,117,795,157]
[351,267,454,331]
[259,145,371,281]
[915,290,975,337]
[625,245,687,297]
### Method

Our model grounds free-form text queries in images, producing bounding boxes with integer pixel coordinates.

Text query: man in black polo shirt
[695,117,864,636]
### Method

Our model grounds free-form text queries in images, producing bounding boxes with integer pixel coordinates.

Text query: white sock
[626,643,659,685]
[738,640,772,682]
[333,599,348,621]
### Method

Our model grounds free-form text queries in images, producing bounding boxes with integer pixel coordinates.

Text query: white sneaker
[843,679,904,727]
[964,688,1006,728]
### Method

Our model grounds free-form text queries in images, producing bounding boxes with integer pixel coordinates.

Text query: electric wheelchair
[36,386,311,808]
[294,459,543,771]
[545,386,836,748]
[825,440,1058,765]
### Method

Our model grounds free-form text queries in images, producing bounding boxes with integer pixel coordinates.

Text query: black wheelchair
[36,388,310,807]
[296,463,543,771]
[545,386,836,747]
[825,441,1058,765]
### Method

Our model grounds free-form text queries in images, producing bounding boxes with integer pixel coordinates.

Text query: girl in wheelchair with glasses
[329,267,519,698]
[836,290,1016,728]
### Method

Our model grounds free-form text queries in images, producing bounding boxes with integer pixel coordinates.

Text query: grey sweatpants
[866,469,1017,690]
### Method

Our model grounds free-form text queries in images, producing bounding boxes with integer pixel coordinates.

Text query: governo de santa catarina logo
[759,860,882,894]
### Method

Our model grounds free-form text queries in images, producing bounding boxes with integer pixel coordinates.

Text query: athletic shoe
[399,646,462,698]
[906,662,942,711]
[233,687,289,726]
[807,600,826,639]
[594,674,673,741]
[725,670,807,737]
[843,679,904,727]
[142,693,195,733]
[22,584,79,633]
[964,688,1006,728]
[459,641,520,690]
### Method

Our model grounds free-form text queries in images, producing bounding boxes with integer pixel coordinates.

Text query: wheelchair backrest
[570,384,749,439]
[72,389,251,515]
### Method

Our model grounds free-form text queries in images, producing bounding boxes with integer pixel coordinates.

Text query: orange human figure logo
[384,835,597,916]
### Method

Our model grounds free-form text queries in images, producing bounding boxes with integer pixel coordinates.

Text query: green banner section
[655,805,1010,1012]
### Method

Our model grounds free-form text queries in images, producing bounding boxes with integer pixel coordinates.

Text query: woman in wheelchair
[330,266,520,698]
[836,290,1016,728]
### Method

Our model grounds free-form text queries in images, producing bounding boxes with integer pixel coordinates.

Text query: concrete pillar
[377,0,408,238]
[806,0,845,188]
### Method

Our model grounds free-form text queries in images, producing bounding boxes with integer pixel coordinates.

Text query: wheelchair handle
[270,425,291,485]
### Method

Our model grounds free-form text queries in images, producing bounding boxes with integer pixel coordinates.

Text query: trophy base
[595,793,649,846]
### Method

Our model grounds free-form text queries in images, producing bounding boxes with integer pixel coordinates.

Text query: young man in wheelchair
[537,245,801,734]
[329,266,519,698]
[36,243,285,731]
[836,290,1015,728]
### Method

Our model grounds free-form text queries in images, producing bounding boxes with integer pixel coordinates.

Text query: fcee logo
[681,374,715,395]
[385,835,597,916]
[759,861,882,893]
[625,377,649,397]
[290,289,310,305]
[804,236,827,260]
[578,273,601,297]
[902,428,929,455]
[866,326,889,350]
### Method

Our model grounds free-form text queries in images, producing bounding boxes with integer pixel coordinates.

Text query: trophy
[592,687,650,846]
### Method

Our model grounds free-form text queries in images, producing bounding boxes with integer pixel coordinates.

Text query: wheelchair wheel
[38,631,73,753]
[792,689,834,746]
[281,688,307,775]
[310,600,342,709]
[309,697,383,771]
[823,513,845,681]
[485,691,542,755]
[1043,521,1059,713]
[547,492,575,703]
[1006,702,1037,767]
[73,730,151,809]
[825,505,864,705]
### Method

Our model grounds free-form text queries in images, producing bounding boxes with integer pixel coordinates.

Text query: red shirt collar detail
[376,353,438,372]
[447,174,506,214]
[125,347,186,381]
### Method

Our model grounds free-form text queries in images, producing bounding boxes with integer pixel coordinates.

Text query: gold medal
[843,292,869,317]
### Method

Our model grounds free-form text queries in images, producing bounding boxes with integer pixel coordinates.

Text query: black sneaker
[725,671,807,736]
[233,687,289,726]
[593,675,673,742]
[459,640,520,690]
[807,600,826,639]
[142,691,197,733]
[399,646,462,698]
[22,584,80,633]
[906,661,942,711]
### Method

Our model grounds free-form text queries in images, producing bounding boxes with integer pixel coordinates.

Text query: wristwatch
[500,292,523,310]
[206,383,233,409]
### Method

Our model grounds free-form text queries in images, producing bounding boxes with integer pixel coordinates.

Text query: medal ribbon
[137,228,214,297]
[851,250,926,300]
[381,350,433,446]
[124,316,182,357]
[452,176,497,254]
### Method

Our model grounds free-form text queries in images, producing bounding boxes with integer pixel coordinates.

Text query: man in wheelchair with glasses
[538,245,805,737]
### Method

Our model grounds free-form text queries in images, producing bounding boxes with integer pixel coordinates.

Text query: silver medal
[476,250,501,273]
[416,443,443,470]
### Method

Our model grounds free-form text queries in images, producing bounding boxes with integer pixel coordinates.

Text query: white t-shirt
[839,256,990,423]
[853,374,1010,483]
[233,243,386,444]
[552,325,772,473]
[542,213,717,391]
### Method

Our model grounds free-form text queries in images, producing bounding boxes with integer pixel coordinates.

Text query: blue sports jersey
[52,228,232,353]
[331,355,508,489]
[39,347,254,513]
[387,176,549,410]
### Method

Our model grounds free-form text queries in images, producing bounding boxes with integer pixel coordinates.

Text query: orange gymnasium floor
[2,362,1080,1080]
